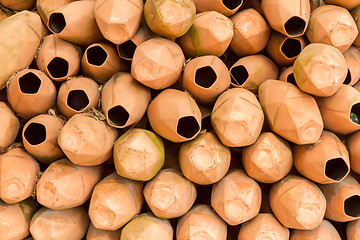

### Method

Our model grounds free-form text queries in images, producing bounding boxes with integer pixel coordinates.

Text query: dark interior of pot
[325,158,349,181]
[48,57,69,79]
[87,46,107,66]
[48,13,66,34]
[24,123,46,145]
[287,73,297,85]
[281,38,302,59]
[177,116,200,139]
[350,103,360,124]
[108,105,130,127]
[117,40,137,59]
[230,65,248,86]
[344,195,360,217]
[19,72,41,94]
[222,0,243,10]
[195,66,217,88]
[284,16,306,36]
[344,70,351,85]
[67,90,89,111]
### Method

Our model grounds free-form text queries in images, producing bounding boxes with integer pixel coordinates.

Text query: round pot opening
[117,40,137,59]
[284,16,306,36]
[67,90,89,111]
[344,195,360,217]
[108,105,130,127]
[325,158,349,181]
[87,45,108,66]
[19,72,41,94]
[48,57,69,79]
[195,66,217,88]
[281,38,302,59]
[230,65,249,86]
[222,0,242,10]
[48,13,66,34]
[24,122,46,145]
[177,116,200,139]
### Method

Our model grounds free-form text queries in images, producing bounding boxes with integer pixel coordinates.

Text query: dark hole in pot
[87,46,107,66]
[201,115,212,131]
[325,158,349,181]
[177,116,200,139]
[19,72,41,94]
[48,13,66,34]
[230,65,248,86]
[281,39,302,59]
[108,105,129,127]
[350,103,360,124]
[222,0,242,10]
[284,17,306,36]
[47,57,69,79]
[195,66,217,88]
[67,90,89,111]
[117,40,137,59]
[287,73,297,85]
[344,195,360,217]
[344,70,351,85]
[24,123,46,145]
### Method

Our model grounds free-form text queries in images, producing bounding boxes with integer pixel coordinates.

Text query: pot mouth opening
[350,103,360,124]
[67,90,89,111]
[325,157,349,181]
[87,45,107,66]
[284,17,306,37]
[24,122,46,145]
[107,105,129,127]
[201,115,212,131]
[222,0,242,10]
[344,70,351,85]
[230,65,248,86]
[195,66,217,88]
[47,57,69,79]
[344,195,360,217]
[287,73,297,85]
[177,116,200,139]
[281,38,301,59]
[117,40,137,59]
[19,72,41,94]
[48,12,66,34]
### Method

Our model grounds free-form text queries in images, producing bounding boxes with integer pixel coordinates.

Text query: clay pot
[131,38,184,90]
[176,204,227,240]
[22,114,64,164]
[192,0,243,16]
[323,0,360,10]
[178,11,234,58]
[307,5,358,53]
[36,0,74,24]
[47,1,103,46]
[89,172,143,230]
[261,0,310,37]
[347,219,360,240]
[352,6,360,48]
[290,220,341,240]
[242,132,293,183]
[238,213,290,240]
[57,76,100,118]
[7,69,56,120]
[320,174,360,222]
[347,131,360,174]
[30,206,89,240]
[279,66,297,85]
[0,0,35,10]
[0,102,19,150]
[101,72,151,128]
[266,31,306,67]
[147,89,201,143]
[258,80,323,145]
[229,54,278,93]
[0,11,42,89]
[316,84,360,135]
[230,8,270,57]
[211,88,264,147]
[86,223,121,240]
[344,46,360,86]
[182,55,231,104]
[270,175,326,230]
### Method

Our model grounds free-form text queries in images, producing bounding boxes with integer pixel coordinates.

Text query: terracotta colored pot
[290,219,341,240]
[101,72,151,128]
[192,0,243,16]
[176,204,227,240]
[343,46,360,86]
[229,8,270,57]
[211,88,264,147]
[270,175,326,230]
[238,213,290,240]
[316,84,360,135]
[279,66,297,85]
[182,55,230,104]
[0,102,19,150]
[131,38,184,90]
[229,54,278,93]
[57,76,100,118]
[7,69,56,120]
[36,0,74,24]
[47,1,103,46]
[30,206,89,240]
[242,132,293,183]
[178,11,234,58]
[320,174,360,222]
[0,11,42,89]
[113,128,164,181]
[0,0,36,10]
[261,0,310,37]
[89,172,143,230]
[352,6,360,48]
[147,89,201,143]
[323,0,360,10]
[307,5,358,53]
[347,219,360,240]
[258,80,323,145]
[86,223,121,240]
[347,131,360,174]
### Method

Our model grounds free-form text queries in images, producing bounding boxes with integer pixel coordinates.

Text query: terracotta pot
[258,80,323,145]
[89,172,143,230]
[242,132,293,184]
[307,5,358,53]
[176,204,227,240]
[86,223,121,240]
[229,8,270,57]
[0,102,19,150]
[57,76,100,118]
[316,84,360,135]
[0,0,36,10]
[211,88,264,147]
[323,0,360,10]
[320,174,360,222]
[178,11,234,58]
[182,55,230,104]
[147,89,201,143]
[290,219,341,240]
[343,46,360,86]
[352,6,360,48]
[131,37,184,90]
[101,72,151,128]
[144,0,195,39]
[279,66,297,85]
[36,0,74,24]
[0,11,42,89]
[347,131,360,174]
[270,175,326,230]
[30,206,89,240]
[229,54,278,93]
[7,69,56,120]
[347,219,360,240]
[261,0,310,37]
[47,1,103,46]
[192,0,243,16]
[238,213,289,240]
